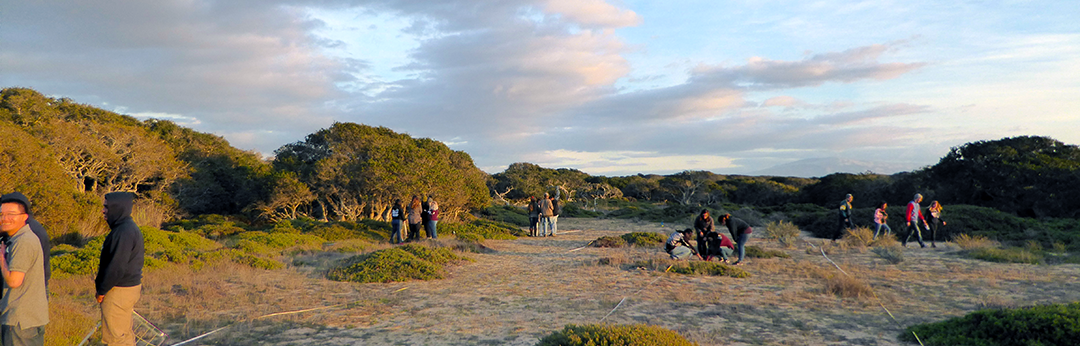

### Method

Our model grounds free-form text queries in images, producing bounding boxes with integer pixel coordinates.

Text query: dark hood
[104,192,135,228]
[0,192,34,217]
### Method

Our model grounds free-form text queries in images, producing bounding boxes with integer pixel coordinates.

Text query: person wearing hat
[835,194,854,242]
[0,195,49,345]
[0,193,50,287]
[665,229,699,260]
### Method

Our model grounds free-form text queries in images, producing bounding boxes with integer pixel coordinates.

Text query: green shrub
[763,221,801,248]
[745,245,790,259]
[439,219,525,240]
[455,233,484,243]
[608,202,702,223]
[230,252,285,270]
[51,236,105,276]
[537,323,698,346]
[560,203,603,218]
[901,302,1080,346]
[327,248,445,283]
[621,232,665,247]
[969,247,1043,264]
[594,236,627,248]
[477,205,530,226]
[231,231,326,251]
[398,244,471,265]
[631,259,750,278]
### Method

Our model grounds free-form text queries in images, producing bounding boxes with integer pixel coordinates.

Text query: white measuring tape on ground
[806,240,924,346]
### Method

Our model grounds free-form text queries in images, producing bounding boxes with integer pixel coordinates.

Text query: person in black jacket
[719,213,753,265]
[693,210,713,260]
[95,192,144,346]
[0,192,51,286]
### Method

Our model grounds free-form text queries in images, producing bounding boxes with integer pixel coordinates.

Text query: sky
[2,0,1078,177]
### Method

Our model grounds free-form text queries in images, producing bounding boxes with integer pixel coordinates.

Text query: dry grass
[954,233,996,250]
[763,221,801,248]
[840,226,874,251]
[824,273,875,299]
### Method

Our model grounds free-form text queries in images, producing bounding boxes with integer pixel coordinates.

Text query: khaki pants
[101,285,141,346]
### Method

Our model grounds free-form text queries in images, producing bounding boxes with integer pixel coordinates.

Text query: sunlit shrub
[621,232,665,247]
[901,302,1080,346]
[537,323,698,346]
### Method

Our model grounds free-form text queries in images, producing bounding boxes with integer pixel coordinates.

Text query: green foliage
[536,323,698,346]
[631,259,750,278]
[455,233,485,243]
[901,302,1080,346]
[745,245,790,259]
[968,247,1043,264]
[439,219,525,240]
[763,221,801,248]
[398,244,472,265]
[274,122,490,222]
[51,237,105,276]
[593,236,627,248]
[607,202,702,223]
[490,162,592,201]
[476,205,530,226]
[620,232,665,247]
[560,203,602,218]
[230,231,326,252]
[327,248,445,283]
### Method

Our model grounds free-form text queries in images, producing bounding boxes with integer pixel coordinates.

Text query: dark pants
[836,216,853,240]
[391,220,403,243]
[529,216,539,236]
[409,223,422,240]
[696,235,708,258]
[928,218,941,246]
[904,223,926,247]
[3,324,45,346]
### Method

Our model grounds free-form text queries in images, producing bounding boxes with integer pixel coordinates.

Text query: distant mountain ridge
[750,157,923,178]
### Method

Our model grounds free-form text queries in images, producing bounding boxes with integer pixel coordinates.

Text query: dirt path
[173,218,1080,346]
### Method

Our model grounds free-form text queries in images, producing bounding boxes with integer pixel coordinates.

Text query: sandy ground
[153,218,1080,346]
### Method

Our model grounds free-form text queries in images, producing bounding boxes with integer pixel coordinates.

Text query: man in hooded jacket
[95,192,144,346]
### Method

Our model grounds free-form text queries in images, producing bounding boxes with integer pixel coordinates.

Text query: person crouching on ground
[704,229,735,263]
[719,213,753,265]
[665,229,699,260]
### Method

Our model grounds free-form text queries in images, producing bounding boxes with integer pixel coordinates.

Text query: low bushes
[900,302,1080,346]
[632,259,750,278]
[621,232,665,247]
[537,323,698,346]
[824,274,874,299]
[763,221,801,248]
[745,245,790,259]
[326,244,472,283]
[594,236,627,248]
[476,204,530,227]
[439,219,525,240]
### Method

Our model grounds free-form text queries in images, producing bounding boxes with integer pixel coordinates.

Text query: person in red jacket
[903,193,930,248]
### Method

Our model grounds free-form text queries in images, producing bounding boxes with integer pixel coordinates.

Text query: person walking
[421,196,431,238]
[389,199,405,244]
[693,210,713,259]
[96,192,145,346]
[903,193,930,248]
[872,201,892,240]
[0,197,49,345]
[719,213,753,265]
[426,196,439,240]
[835,194,854,242]
[406,196,423,241]
[926,201,946,248]
[537,193,554,237]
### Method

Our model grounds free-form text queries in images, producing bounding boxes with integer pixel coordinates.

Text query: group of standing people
[838,193,947,248]
[390,195,440,244]
[665,210,753,265]
[0,191,144,346]
[527,193,560,237]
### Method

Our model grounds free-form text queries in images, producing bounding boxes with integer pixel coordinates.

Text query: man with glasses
[0,193,50,288]
[0,199,48,345]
